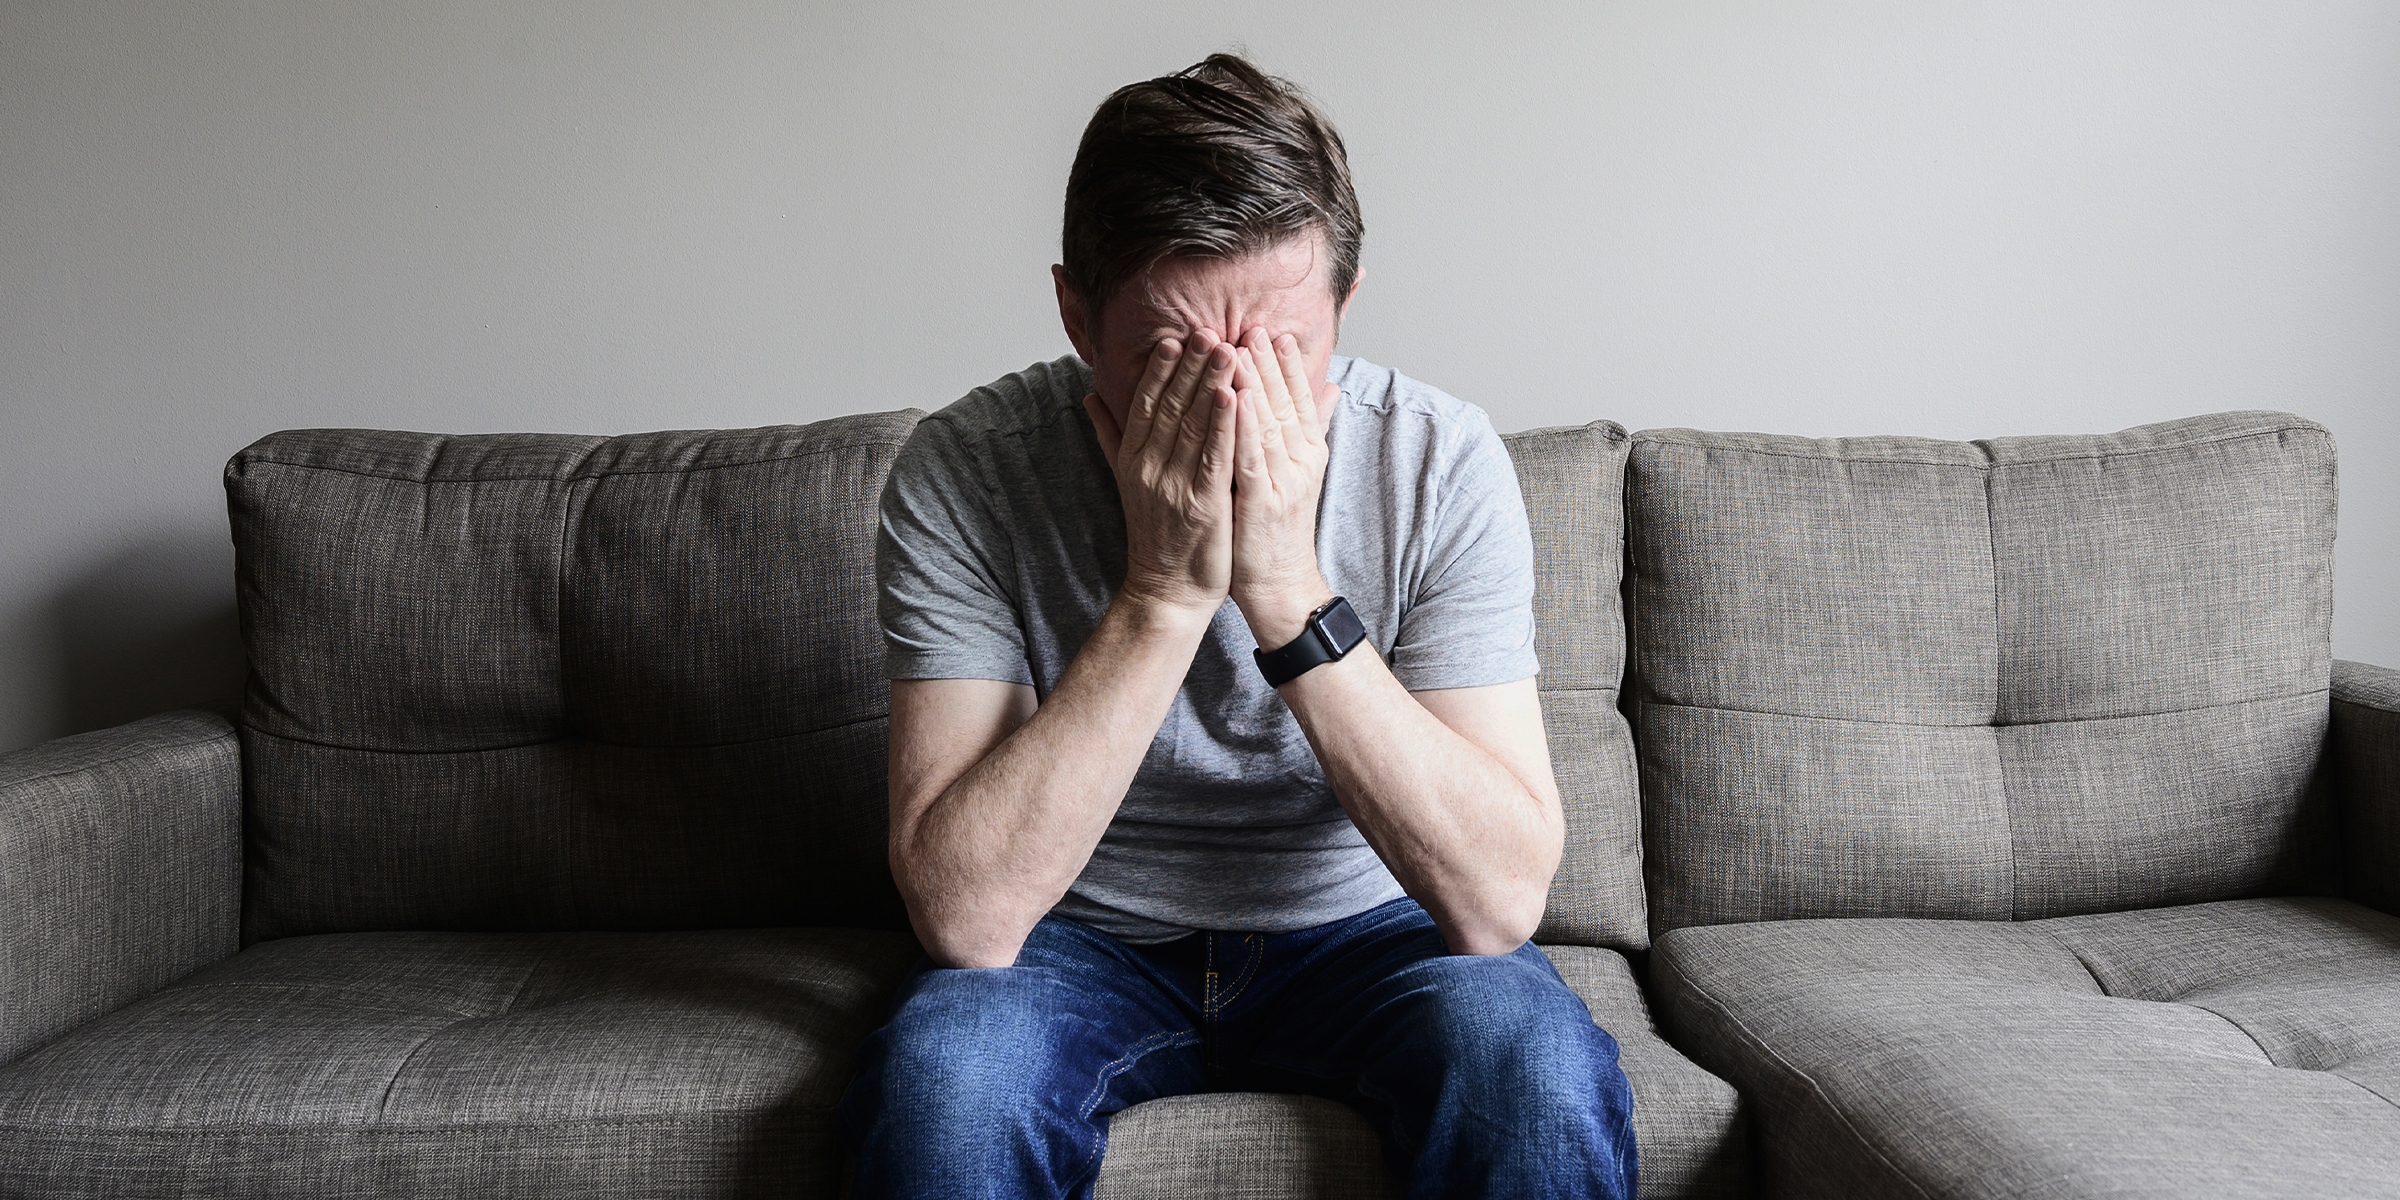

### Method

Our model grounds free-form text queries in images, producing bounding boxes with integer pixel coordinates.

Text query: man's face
[1056,234,1357,426]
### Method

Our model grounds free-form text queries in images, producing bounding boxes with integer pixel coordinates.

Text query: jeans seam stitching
[1215,934,1264,1010]
[1073,1027,1203,1175]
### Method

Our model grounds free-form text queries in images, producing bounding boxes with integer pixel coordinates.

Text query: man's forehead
[1114,245,1332,338]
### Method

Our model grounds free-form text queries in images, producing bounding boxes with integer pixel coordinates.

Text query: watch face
[1316,596,1367,655]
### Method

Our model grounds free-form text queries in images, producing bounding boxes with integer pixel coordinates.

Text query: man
[837,54,1636,1199]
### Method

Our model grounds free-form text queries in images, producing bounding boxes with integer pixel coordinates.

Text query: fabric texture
[0,709,241,1065]
[2334,659,2400,915]
[875,356,1539,943]
[1503,421,1649,952]
[1651,896,2400,1199]
[226,415,923,940]
[1097,1093,1398,1199]
[0,927,921,1197]
[1625,412,2338,935]
[840,899,1635,1200]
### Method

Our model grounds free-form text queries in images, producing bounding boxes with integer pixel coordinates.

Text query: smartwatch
[1253,597,1368,688]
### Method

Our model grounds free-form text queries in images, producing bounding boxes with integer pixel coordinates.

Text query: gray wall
[5,1,2394,752]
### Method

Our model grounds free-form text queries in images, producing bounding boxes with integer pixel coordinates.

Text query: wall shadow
[45,530,246,743]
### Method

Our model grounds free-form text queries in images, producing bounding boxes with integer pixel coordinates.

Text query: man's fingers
[1198,381,1239,489]
[1232,386,1269,487]
[1249,374,1289,467]
[1277,333,1324,434]
[1119,338,1183,460]
[1083,393,1122,464]
[1145,333,1212,456]
[1239,329,1297,425]
[1170,338,1239,475]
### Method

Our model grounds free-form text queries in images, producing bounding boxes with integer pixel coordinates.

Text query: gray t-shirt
[877,353,1538,942]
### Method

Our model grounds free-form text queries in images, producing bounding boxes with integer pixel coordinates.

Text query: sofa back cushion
[1504,421,1648,951]
[1625,411,2336,937]
[227,415,922,940]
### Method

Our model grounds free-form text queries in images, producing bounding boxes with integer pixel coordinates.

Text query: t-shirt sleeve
[1386,413,1541,691]
[876,416,1035,685]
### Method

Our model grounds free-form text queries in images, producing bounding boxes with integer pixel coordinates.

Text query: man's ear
[1338,266,1364,325]
[1054,265,1097,363]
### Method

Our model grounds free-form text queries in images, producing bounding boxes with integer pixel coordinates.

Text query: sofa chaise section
[1655,897,2400,1198]
[1629,412,2400,1198]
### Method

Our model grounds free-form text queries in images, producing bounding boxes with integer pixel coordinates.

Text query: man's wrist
[1110,582,1225,641]
[1237,580,1335,652]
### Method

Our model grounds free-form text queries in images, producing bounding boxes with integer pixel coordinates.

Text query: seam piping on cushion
[234,435,914,486]
[161,980,487,1019]
[2031,926,2110,995]
[1983,442,2016,922]
[2326,1067,2400,1113]
[371,1024,455,1121]
[1638,689,2331,731]
[1672,967,1939,1200]
[2173,998,2282,1068]
[0,1111,830,1137]
[560,471,584,930]
[496,945,544,1018]
[240,706,889,755]
[1633,424,2323,470]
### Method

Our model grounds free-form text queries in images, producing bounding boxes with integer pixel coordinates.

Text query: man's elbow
[903,899,1031,969]
[1439,886,1549,956]
[895,871,1031,969]
[918,932,1024,970]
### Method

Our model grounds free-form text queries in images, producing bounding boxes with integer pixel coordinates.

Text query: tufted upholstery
[0,928,920,1196]
[1622,412,2338,936]
[1652,897,2400,1199]
[225,417,923,940]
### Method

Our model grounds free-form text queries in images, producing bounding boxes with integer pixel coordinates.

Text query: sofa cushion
[1650,896,2400,1200]
[226,415,923,938]
[1503,421,1647,951]
[0,928,918,1198]
[1095,943,1748,1199]
[1623,412,2336,934]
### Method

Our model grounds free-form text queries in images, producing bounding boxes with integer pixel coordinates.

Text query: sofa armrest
[0,710,242,1064]
[2333,660,2400,914]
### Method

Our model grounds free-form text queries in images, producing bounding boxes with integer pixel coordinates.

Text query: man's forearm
[893,596,1212,968]
[1275,642,1563,955]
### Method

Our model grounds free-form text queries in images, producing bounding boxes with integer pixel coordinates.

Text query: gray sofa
[0,406,2392,1198]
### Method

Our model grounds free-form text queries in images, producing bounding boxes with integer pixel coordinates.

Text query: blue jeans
[836,897,1637,1199]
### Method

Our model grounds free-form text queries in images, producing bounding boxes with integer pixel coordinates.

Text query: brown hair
[1061,53,1363,319]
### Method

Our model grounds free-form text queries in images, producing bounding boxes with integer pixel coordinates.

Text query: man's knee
[1389,951,1639,1196]
[859,966,1074,1122]
[1406,949,1622,1076]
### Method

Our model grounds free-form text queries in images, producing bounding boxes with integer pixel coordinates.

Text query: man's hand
[1085,332,1243,619]
[1229,327,1341,649]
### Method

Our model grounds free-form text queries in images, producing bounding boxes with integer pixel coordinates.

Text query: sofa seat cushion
[0,927,919,1198]
[1095,944,1748,1199]
[1652,896,2400,1200]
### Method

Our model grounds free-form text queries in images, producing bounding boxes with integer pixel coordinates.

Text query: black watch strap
[1253,597,1367,688]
